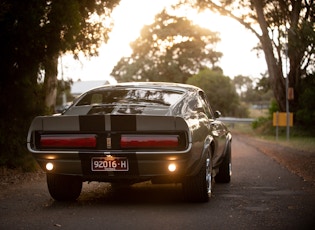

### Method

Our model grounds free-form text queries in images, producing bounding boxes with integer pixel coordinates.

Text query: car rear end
[27,114,192,183]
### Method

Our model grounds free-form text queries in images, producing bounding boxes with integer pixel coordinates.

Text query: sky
[58,0,267,83]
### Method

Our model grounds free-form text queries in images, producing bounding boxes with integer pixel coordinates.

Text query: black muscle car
[27,82,232,202]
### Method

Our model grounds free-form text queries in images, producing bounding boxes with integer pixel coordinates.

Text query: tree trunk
[287,0,303,114]
[43,54,58,114]
[202,0,309,113]
[252,0,287,111]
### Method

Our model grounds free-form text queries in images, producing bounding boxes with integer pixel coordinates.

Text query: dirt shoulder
[236,132,315,187]
[0,167,45,192]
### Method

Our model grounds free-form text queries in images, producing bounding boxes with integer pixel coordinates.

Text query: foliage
[252,116,270,130]
[39,0,119,113]
[268,99,280,116]
[251,98,276,132]
[236,73,274,106]
[0,77,45,169]
[111,9,222,83]
[187,0,315,120]
[253,73,315,134]
[38,0,119,60]
[255,73,271,93]
[296,74,315,127]
[0,0,119,169]
[0,0,45,169]
[232,75,253,99]
[55,79,75,113]
[187,68,248,117]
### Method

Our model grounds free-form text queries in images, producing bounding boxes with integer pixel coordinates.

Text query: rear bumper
[32,148,199,182]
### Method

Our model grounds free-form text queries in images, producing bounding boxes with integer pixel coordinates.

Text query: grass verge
[227,122,315,154]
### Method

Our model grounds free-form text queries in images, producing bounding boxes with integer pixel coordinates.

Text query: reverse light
[46,162,54,171]
[40,134,97,149]
[168,163,176,172]
[120,134,179,149]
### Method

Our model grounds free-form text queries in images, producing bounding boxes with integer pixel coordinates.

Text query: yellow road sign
[273,112,293,127]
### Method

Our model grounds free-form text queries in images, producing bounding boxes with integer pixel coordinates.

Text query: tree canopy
[187,68,248,117]
[187,0,314,123]
[0,0,119,169]
[111,9,222,83]
[40,0,119,113]
[232,74,273,107]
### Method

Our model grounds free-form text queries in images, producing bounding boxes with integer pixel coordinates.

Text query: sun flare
[59,0,266,82]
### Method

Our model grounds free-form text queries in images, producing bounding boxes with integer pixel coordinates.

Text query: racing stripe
[105,114,111,131]
[111,115,137,131]
[79,115,105,131]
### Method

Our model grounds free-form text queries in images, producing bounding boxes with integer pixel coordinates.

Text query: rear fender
[187,135,214,177]
[222,132,232,159]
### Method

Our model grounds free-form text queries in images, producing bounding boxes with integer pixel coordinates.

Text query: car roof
[86,82,201,94]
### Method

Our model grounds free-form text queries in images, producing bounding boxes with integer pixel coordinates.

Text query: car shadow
[46,182,191,208]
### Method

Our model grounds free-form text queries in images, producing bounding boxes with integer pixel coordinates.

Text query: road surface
[1,134,314,229]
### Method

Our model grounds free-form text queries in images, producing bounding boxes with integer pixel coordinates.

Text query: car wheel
[183,148,212,202]
[215,141,231,183]
[47,173,82,201]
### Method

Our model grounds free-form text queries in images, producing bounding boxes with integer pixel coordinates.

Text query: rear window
[76,88,183,107]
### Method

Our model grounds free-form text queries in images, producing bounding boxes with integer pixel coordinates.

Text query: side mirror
[214,110,221,119]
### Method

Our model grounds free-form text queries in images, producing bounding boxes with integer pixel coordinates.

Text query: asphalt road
[1,134,314,230]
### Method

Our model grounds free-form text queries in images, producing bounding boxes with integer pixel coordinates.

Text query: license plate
[91,157,129,171]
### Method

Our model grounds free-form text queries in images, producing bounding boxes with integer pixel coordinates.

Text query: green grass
[228,122,315,154]
[258,135,315,154]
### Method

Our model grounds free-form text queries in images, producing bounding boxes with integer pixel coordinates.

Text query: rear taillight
[120,134,179,149]
[40,134,97,149]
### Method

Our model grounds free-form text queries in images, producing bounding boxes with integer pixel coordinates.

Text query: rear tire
[47,173,82,201]
[215,142,231,183]
[182,149,212,202]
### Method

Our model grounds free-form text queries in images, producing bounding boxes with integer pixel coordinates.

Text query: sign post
[273,112,293,140]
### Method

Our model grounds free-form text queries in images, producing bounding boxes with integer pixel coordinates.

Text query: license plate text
[91,157,129,171]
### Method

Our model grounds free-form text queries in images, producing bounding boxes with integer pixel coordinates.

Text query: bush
[252,116,269,129]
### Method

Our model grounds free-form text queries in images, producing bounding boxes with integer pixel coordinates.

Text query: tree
[296,73,315,127]
[111,9,222,83]
[39,0,119,113]
[187,68,248,117]
[1,0,46,168]
[187,0,314,114]
[0,0,119,169]
[231,73,273,107]
[55,79,75,113]
[233,75,253,99]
